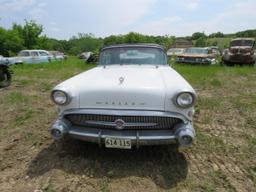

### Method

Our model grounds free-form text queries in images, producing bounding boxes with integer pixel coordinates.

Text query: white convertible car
[50,44,196,149]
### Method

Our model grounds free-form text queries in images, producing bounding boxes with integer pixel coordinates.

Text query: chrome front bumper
[50,109,195,148]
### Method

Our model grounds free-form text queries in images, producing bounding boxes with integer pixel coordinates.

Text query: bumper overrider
[50,109,195,148]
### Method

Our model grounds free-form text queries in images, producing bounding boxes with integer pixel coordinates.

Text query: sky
[0,0,256,40]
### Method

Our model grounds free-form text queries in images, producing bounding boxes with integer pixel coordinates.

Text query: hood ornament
[119,77,124,85]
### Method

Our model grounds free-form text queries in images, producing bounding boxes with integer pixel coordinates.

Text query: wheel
[221,60,228,66]
[248,62,254,67]
[226,61,234,66]
[0,69,11,88]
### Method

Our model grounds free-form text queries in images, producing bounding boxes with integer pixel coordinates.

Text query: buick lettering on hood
[50,44,196,149]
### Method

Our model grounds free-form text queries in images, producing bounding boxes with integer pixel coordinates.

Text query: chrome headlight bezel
[174,92,196,108]
[51,90,71,106]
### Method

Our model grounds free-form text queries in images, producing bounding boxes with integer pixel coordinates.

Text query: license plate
[105,137,131,149]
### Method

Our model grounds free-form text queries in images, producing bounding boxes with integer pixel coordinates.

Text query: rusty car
[222,38,256,66]
[176,47,216,65]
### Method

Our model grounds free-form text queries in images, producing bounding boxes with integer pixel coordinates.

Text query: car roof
[231,38,255,41]
[208,46,219,48]
[20,50,49,52]
[101,44,164,51]
[187,47,209,50]
[168,48,185,50]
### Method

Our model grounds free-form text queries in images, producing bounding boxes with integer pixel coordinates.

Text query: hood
[55,65,195,115]
[82,65,166,110]
[229,46,253,54]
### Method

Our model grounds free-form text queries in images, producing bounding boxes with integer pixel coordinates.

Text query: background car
[49,51,68,61]
[0,55,8,64]
[167,48,185,57]
[7,50,52,64]
[78,51,98,63]
[176,47,216,65]
[222,38,256,66]
[208,46,221,56]
[77,52,92,61]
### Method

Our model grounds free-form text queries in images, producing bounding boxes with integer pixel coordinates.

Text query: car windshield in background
[230,40,254,47]
[99,47,167,65]
[169,49,184,54]
[185,48,208,55]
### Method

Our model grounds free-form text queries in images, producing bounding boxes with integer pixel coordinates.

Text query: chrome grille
[64,114,182,130]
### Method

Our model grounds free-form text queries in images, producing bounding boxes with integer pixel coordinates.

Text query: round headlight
[51,90,70,105]
[176,92,195,108]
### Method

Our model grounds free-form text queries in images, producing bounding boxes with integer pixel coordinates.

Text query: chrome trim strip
[60,109,189,122]
[85,120,157,127]
[68,129,178,140]
[68,128,178,146]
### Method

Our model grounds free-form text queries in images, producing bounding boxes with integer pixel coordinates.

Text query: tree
[38,37,65,51]
[211,41,218,46]
[236,29,256,37]
[13,20,43,49]
[104,35,124,46]
[191,32,207,40]
[67,33,103,55]
[123,32,147,43]
[209,32,224,38]
[0,27,24,56]
[195,37,207,47]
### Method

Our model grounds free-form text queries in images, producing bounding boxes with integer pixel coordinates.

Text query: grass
[12,57,95,81]
[0,58,256,191]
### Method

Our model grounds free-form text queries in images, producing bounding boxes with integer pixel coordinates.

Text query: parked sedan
[50,44,197,149]
[167,48,185,57]
[176,47,216,64]
[208,46,221,56]
[49,51,68,61]
[7,50,52,64]
[77,52,92,61]
[0,55,9,64]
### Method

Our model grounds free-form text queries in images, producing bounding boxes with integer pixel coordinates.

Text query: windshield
[230,40,254,47]
[99,47,167,65]
[185,48,208,55]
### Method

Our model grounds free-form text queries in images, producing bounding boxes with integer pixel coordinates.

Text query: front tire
[0,70,11,88]
[224,61,234,66]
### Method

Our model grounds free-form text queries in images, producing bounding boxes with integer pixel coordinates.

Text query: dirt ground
[0,63,255,192]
